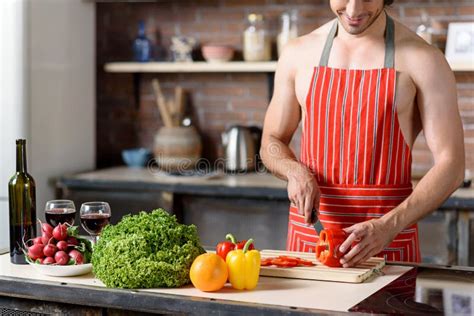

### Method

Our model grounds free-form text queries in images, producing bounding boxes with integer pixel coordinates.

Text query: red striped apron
[287,15,421,262]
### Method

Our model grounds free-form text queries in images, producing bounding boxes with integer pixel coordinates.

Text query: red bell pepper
[315,228,348,267]
[216,234,255,261]
[236,239,255,251]
[216,234,236,261]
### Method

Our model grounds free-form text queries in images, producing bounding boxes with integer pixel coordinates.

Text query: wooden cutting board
[260,250,385,283]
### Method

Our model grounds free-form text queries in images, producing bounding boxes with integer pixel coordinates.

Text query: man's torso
[292,18,428,150]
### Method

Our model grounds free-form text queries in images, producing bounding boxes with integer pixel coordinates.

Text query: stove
[350,266,474,315]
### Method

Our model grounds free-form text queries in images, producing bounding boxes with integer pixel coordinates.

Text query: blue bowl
[121,148,152,168]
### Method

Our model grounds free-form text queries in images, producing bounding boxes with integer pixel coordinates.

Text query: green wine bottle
[8,139,37,264]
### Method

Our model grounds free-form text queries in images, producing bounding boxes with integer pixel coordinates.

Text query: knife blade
[311,209,324,234]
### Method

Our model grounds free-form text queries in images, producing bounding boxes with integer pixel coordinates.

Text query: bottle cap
[248,13,263,23]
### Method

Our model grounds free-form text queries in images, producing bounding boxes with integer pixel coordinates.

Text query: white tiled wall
[0,0,95,250]
[0,0,28,250]
[28,0,96,214]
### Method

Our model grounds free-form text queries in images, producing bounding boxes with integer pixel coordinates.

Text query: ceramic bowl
[28,262,93,277]
[201,44,234,63]
[121,148,152,168]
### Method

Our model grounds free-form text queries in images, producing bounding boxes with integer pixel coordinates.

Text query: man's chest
[294,66,419,147]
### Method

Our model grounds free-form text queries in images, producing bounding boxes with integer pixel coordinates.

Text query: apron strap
[384,15,395,68]
[319,13,395,69]
[319,21,338,67]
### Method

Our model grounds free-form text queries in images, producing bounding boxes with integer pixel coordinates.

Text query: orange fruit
[190,253,228,292]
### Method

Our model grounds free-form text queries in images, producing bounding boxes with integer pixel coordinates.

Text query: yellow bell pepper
[226,239,260,290]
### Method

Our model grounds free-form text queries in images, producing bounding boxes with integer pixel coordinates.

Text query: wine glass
[80,202,111,243]
[45,200,76,226]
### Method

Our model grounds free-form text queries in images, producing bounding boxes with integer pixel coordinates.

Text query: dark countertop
[58,166,288,199]
[58,166,474,209]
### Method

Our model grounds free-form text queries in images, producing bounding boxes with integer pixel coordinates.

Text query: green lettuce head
[92,209,205,289]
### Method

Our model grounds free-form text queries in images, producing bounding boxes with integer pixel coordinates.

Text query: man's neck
[337,10,387,42]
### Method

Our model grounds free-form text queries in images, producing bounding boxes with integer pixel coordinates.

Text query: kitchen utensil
[152,79,173,127]
[221,125,261,172]
[311,211,324,234]
[166,99,177,126]
[153,126,202,172]
[175,86,184,125]
[259,250,385,283]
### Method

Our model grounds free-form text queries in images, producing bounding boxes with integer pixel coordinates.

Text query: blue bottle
[133,21,152,62]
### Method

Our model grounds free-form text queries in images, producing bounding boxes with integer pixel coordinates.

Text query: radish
[66,237,78,247]
[68,249,84,265]
[43,244,57,257]
[36,258,44,264]
[43,257,55,265]
[41,231,53,245]
[52,224,68,241]
[56,240,68,252]
[28,244,45,260]
[41,223,53,236]
[33,237,43,245]
[54,251,69,265]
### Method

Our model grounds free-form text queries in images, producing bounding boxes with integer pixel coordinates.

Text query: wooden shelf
[105,60,473,73]
[448,60,474,72]
[104,61,278,73]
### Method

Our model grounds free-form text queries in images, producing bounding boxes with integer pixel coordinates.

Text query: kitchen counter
[56,167,474,265]
[1,250,473,315]
[58,166,288,199]
[58,166,474,208]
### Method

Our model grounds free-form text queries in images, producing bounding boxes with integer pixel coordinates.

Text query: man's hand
[287,165,320,225]
[338,219,398,268]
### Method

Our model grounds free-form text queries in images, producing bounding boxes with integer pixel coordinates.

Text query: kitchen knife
[311,210,324,235]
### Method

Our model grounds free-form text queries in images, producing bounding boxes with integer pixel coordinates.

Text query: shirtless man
[260,0,465,267]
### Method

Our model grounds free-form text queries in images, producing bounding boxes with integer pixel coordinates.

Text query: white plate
[28,262,92,277]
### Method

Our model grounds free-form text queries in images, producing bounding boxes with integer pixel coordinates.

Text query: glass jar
[277,10,298,57]
[416,11,433,44]
[243,13,271,62]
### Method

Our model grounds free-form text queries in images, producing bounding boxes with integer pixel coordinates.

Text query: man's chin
[340,22,369,35]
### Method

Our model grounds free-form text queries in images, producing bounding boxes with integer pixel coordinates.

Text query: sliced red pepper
[271,258,298,268]
[315,228,348,267]
[277,255,315,266]
[297,259,315,266]
[260,258,272,266]
[277,255,300,263]
[260,256,316,268]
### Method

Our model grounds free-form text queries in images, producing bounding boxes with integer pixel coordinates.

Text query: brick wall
[97,0,474,176]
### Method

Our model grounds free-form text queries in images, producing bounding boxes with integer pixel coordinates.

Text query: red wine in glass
[80,213,111,235]
[45,208,76,226]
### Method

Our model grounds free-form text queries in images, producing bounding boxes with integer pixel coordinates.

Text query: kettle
[221,125,262,172]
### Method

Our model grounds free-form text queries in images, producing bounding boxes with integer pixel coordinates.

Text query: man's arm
[384,46,465,230]
[260,40,320,224]
[340,45,465,267]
